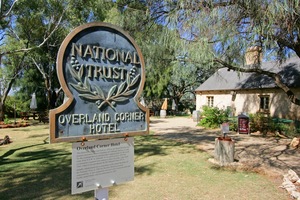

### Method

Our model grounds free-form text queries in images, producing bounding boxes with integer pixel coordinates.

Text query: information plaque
[71,137,134,194]
[50,22,149,143]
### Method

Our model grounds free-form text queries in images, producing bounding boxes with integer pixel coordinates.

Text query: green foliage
[228,117,238,132]
[178,99,195,113]
[249,113,268,133]
[4,96,22,117]
[198,106,230,128]
[104,2,205,106]
[155,0,300,64]
[249,113,299,137]
[15,67,48,112]
[3,0,300,121]
[273,123,296,137]
[3,114,10,124]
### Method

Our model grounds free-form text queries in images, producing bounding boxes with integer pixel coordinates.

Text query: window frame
[259,95,270,112]
[207,96,214,107]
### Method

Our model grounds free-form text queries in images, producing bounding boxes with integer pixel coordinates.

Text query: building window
[207,96,214,107]
[259,95,269,111]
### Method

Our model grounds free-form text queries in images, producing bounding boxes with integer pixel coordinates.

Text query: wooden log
[214,137,235,166]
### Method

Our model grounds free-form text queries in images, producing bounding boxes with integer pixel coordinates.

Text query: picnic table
[20,111,36,120]
[20,111,49,123]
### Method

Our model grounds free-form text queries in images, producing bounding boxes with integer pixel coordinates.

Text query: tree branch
[0,5,66,57]
[3,0,18,18]
[2,52,26,104]
[0,0,19,20]
[31,58,47,79]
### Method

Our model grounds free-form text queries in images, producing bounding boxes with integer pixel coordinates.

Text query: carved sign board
[50,22,149,143]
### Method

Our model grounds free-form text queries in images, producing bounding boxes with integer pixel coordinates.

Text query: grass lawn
[0,124,289,200]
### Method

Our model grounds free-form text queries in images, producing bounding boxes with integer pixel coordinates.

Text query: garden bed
[0,121,30,129]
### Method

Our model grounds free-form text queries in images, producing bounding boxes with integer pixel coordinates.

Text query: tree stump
[214,137,235,166]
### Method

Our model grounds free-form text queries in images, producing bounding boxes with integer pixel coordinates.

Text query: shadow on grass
[11,128,31,132]
[134,135,188,156]
[0,143,45,161]
[135,163,157,175]
[154,126,218,145]
[0,135,188,199]
[0,143,93,199]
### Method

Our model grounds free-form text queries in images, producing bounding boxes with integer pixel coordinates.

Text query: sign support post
[94,188,108,200]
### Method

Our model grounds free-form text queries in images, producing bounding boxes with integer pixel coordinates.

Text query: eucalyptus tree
[0,0,25,120]
[0,0,69,119]
[12,0,113,110]
[0,45,27,116]
[148,0,300,105]
[168,61,214,110]
[105,1,207,109]
[12,0,66,110]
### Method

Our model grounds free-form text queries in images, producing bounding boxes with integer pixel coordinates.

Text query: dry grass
[109,135,289,200]
[0,124,290,200]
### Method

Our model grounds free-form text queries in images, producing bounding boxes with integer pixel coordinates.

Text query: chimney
[245,46,262,65]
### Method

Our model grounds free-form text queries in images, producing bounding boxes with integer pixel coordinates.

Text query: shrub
[198,106,230,128]
[248,113,269,133]
[249,113,299,137]
[4,114,11,125]
[272,121,299,137]
[228,117,238,132]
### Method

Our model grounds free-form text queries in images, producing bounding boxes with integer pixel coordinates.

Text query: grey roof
[195,57,300,92]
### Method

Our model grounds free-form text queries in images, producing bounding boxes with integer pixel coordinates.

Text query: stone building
[195,55,300,120]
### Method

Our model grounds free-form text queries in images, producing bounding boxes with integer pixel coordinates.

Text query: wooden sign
[50,22,149,143]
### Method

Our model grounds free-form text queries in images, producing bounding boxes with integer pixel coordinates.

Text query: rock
[290,137,300,148]
[291,190,300,200]
[281,177,297,193]
[281,169,300,199]
[286,169,300,183]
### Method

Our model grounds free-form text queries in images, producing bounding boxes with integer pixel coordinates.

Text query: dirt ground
[150,117,300,179]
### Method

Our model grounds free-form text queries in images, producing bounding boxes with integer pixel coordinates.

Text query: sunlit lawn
[0,124,288,200]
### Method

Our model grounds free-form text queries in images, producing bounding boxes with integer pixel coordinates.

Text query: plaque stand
[95,188,108,200]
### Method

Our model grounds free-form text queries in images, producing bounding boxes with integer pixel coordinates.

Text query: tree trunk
[0,102,4,121]
[43,75,52,110]
[0,74,15,122]
[214,137,235,166]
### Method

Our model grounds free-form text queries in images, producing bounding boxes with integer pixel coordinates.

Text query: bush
[248,113,299,137]
[249,113,269,133]
[5,96,24,118]
[198,106,230,128]
[4,114,11,124]
[228,117,238,132]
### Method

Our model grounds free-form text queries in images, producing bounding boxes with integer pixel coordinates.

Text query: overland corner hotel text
[50,22,149,143]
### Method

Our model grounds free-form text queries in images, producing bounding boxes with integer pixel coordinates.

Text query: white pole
[94,188,109,200]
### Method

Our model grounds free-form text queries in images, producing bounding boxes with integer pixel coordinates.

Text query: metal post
[94,188,109,200]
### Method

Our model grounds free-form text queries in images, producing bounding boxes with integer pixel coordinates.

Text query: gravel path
[150,117,300,178]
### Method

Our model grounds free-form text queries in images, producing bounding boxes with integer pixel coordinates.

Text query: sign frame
[49,22,149,143]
